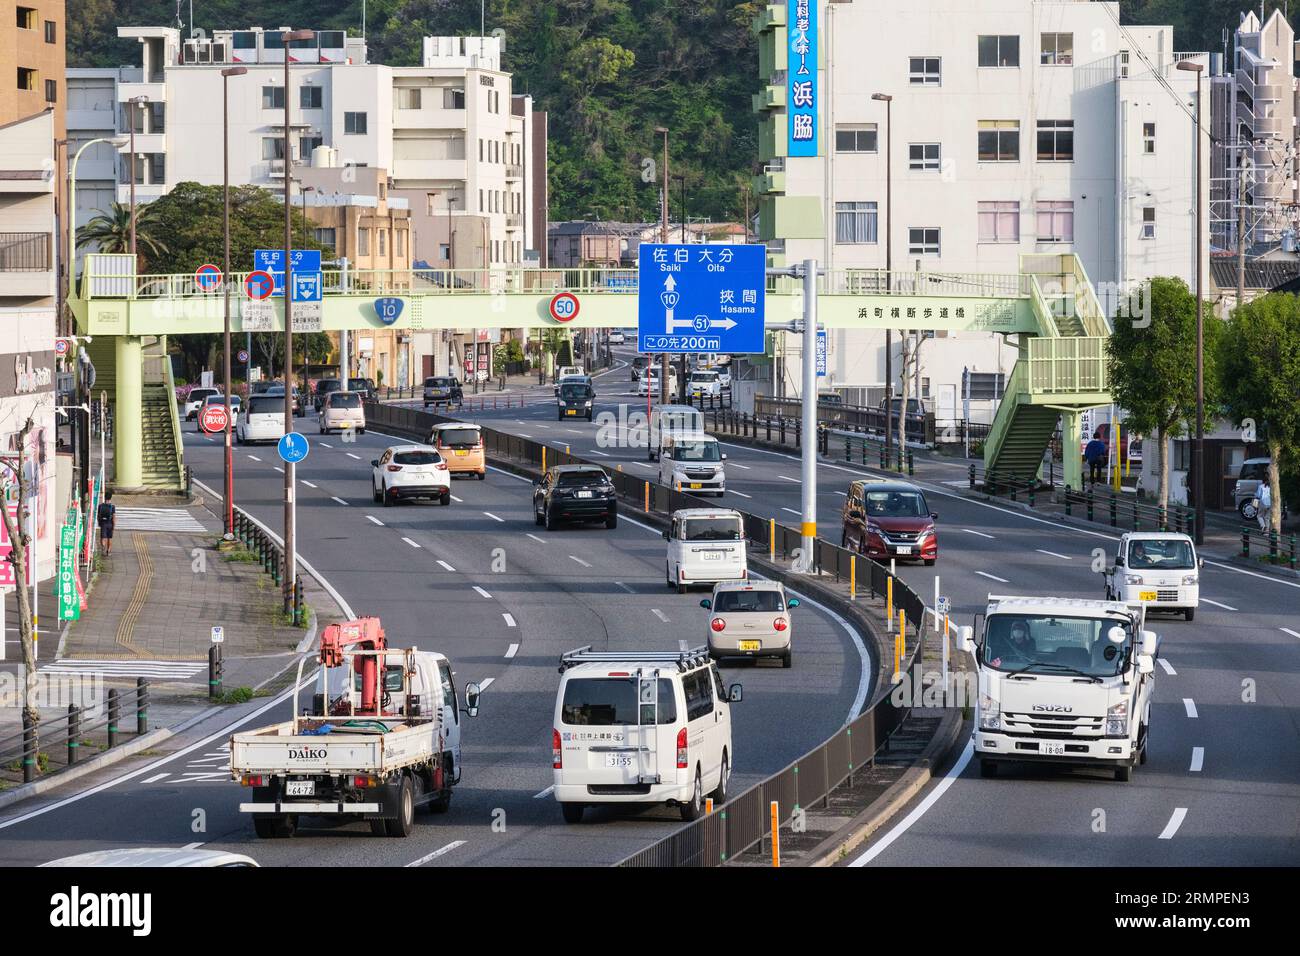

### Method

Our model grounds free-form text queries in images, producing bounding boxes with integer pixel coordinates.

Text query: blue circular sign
[237,349,250,364]
[278,431,310,464]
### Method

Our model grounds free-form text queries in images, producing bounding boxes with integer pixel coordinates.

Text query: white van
[647,404,704,461]
[236,395,287,445]
[659,433,726,496]
[664,508,747,593]
[552,645,742,824]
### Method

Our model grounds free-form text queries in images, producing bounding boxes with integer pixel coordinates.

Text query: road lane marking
[331,496,349,506]
[473,586,492,598]
[781,507,801,515]
[436,560,456,572]
[963,529,995,539]
[569,555,592,568]
[590,450,609,456]
[632,462,654,469]
[533,785,555,799]
[834,491,848,497]
[402,537,421,549]
[141,772,170,784]
[535,424,551,429]
[247,455,262,462]
[1201,598,1237,611]
[566,429,583,434]
[651,608,669,623]
[778,475,799,482]
[503,613,517,628]
[1183,698,1198,718]
[615,581,634,593]
[451,495,464,503]
[366,515,384,526]
[302,480,318,489]
[319,442,333,448]
[479,678,495,691]
[729,490,753,498]
[204,436,213,442]
[483,511,505,522]
[346,453,361,460]
[1035,549,1071,560]
[274,466,284,473]
[406,841,466,867]
[1283,627,1300,640]
[728,462,750,470]
[975,571,1009,583]
[1189,747,1204,772]
[1158,658,1177,676]
[1158,808,1188,840]
[505,643,519,659]
[525,533,546,544]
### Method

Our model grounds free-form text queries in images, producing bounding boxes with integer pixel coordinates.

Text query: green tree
[1218,293,1300,536]
[75,201,170,268]
[1106,277,1221,511]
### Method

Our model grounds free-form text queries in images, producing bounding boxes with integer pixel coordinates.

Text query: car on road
[658,433,726,496]
[197,392,240,430]
[648,404,703,461]
[636,365,679,397]
[1103,532,1201,620]
[313,377,343,411]
[552,645,742,823]
[318,390,365,435]
[347,377,377,400]
[533,464,618,530]
[557,379,596,420]
[700,581,799,667]
[631,356,649,381]
[716,367,732,390]
[372,444,451,506]
[427,422,486,479]
[555,372,592,397]
[237,395,287,445]
[841,479,938,565]
[423,375,463,408]
[607,330,625,345]
[262,383,306,417]
[41,848,259,867]
[664,507,747,593]
[183,386,221,421]
[688,369,722,400]
[1233,457,1271,519]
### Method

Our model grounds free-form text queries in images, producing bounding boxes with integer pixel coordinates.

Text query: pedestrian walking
[97,489,116,555]
[1084,435,1107,485]
[1257,481,1272,533]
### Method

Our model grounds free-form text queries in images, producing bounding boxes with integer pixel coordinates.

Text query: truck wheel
[1184,607,1195,622]
[1114,764,1133,782]
[385,776,415,837]
[979,759,998,778]
[253,817,278,839]
[679,769,704,821]
[255,815,295,838]
[561,803,584,824]
[427,789,452,814]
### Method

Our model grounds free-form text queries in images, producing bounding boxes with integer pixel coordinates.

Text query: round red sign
[201,404,230,433]
[549,292,580,323]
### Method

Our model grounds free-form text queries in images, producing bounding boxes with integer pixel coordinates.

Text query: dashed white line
[247,455,262,462]
[1182,698,1198,719]
[320,442,333,448]
[302,480,318,489]
[565,429,583,435]
[1189,747,1204,773]
[834,490,848,497]
[331,496,349,506]
[975,571,1009,583]
[1282,627,1300,640]
[472,585,492,598]
[141,772,170,784]
[1158,808,1188,840]
[346,452,362,460]
[729,490,753,499]
[525,533,546,544]
[651,608,669,623]
[1201,598,1237,611]
[405,841,466,867]
[535,424,551,429]
[402,537,421,549]
[728,462,751,470]
[274,466,284,473]
[778,475,800,483]
[1035,549,1071,560]
[569,555,592,568]
[533,785,555,799]
[478,677,495,691]
[505,643,519,659]
[632,462,654,469]
[483,511,505,523]
[366,515,384,526]
[615,581,635,593]
[963,528,995,539]
[502,613,517,628]
[451,495,464,503]
[436,560,456,572]
[1158,658,1177,676]
[781,507,801,515]
[590,450,609,456]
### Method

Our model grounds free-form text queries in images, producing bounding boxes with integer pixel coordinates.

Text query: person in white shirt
[1257,481,1272,533]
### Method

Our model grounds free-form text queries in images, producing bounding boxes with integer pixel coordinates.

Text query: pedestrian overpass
[67,253,1112,493]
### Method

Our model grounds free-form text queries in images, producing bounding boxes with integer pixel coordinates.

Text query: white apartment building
[66,28,539,272]
[755,0,1209,419]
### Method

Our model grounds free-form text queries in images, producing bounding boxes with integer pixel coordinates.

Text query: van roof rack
[559,644,712,674]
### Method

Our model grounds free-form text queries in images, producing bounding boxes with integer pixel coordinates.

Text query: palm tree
[75,201,169,267]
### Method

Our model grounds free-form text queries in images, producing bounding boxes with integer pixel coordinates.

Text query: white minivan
[236,395,287,445]
[658,433,726,496]
[664,508,747,593]
[552,645,742,824]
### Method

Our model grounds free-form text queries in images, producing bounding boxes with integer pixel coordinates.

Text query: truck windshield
[983,615,1132,676]
[673,442,721,462]
[1127,539,1195,570]
[683,518,742,541]
[561,678,677,725]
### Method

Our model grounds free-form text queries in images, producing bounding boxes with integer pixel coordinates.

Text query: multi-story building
[1,0,64,134]
[753,0,1208,418]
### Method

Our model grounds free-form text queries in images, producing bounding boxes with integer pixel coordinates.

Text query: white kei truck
[959,595,1158,782]
[1102,531,1202,621]
[229,618,481,838]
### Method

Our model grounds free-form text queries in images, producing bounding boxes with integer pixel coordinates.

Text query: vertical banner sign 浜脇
[788,0,818,157]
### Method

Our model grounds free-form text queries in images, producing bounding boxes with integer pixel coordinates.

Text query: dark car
[348,377,377,400]
[840,479,938,565]
[533,465,618,530]
[263,384,306,417]
[423,376,463,408]
[557,381,595,421]
[313,378,343,411]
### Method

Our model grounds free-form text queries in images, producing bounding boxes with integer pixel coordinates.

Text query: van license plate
[689,483,702,489]
[1139,590,1157,601]
[701,551,722,560]
[1040,743,1066,757]
[895,546,912,555]
[738,640,760,651]
[455,450,468,456]
[604,753,635,769]
[286,780,315,796]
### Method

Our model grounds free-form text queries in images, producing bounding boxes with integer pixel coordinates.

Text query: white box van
[647,404,704,461]
[659,433,726,496]
[237,395,287,445]
[552,645,742,824]
[664,508,747,593]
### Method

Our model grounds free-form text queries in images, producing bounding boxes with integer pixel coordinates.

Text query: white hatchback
[371,445,451,506]
[237,395,287,445]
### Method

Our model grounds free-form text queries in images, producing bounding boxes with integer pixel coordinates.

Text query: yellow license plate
[689,483,702,489]
[1139,590,1157,601]
[340,421,352,428]
[455,450,468,456]
[738,640,760,651]
[566,409,577,415]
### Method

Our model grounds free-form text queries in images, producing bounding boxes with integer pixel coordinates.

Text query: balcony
[0,232,54,296]
[392,107,467,131]
[504,164,523,180]
[117,82,166,104]
[752,84,786,112]
[390,158,468,182]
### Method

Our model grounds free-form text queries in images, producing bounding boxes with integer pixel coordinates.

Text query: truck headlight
[1106,698,1129,737]
[1125,574,1144,585]
[979,693,1001,731]
[1181,574,1197,585]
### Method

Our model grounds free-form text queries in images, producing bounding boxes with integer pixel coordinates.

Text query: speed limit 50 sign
[549,292,580,323]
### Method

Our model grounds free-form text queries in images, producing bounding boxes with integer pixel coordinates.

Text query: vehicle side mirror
[788,598,800,608]
[1141,630,1158,657]
[958,625,977,657]
[463,681,482,717]
[1115,555,1125,567]
[1136,654,1154,675]
[721,453,728,460]
[1198,558,1204,569]
[727,683,743,703]
[930,512,939,520]
[370,460,379,467]
[699,598,711,609]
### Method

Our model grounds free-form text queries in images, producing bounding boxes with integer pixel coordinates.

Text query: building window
[908,227,941,255]
[479,189,484,212]
[378,229,386,256]
[397,230,406,256]
[261,137,285,160]
[1036,119,1073,161]
[1036,201,1074,242]
[977,120,1020,161]
[1143,122,1156,154]
[439,243,450,262]
[358,227,370,256]
[978,35,1019,68]
[344,111,367,135]
[1040,33,1073,65]
[300,86,323,109]
[17,67,36,91]
[908,143,941,171]
[148,154,165,182]
[395,87,421,110]
[909,57,941,85]
[835,201,878,244]
[299,135,322,157]
[44,78,56,102]
[16,7,35,29]
[1141,207,1156,239]
[314,227,337,251]
[978,201,1020,243]
[444,87,465,109]
[835,124,878,153]
[261,86,285,110]
[44,19,55,43]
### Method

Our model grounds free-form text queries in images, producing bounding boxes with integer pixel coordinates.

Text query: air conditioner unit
[198,44,213,63]
[212,43,228,63]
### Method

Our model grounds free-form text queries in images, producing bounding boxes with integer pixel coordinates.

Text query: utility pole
[221,66,247,541]
[798,259,818,571]
[873,93,893,460]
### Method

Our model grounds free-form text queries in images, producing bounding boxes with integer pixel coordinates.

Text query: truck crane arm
[319,617,387,715]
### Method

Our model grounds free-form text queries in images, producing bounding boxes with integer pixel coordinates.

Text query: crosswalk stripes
[39,659,207,681]
[112,508,207,533]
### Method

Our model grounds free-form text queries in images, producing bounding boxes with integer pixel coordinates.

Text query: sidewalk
[0,486,346,790]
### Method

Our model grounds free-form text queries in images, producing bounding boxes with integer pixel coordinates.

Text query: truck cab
[959,595,1157,782]
[659,432,726,496]
[1102,532,1201,621]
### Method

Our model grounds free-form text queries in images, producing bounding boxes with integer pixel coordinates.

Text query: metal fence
[0,232,51,272]
[0,681,151,784]
[755,395,936,446]
[230,508,306,625]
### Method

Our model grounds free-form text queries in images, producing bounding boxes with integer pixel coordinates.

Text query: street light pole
[221,66,247,541]
[656,126,670,408]
[873,92,893,462]
[1177,59,1205,546]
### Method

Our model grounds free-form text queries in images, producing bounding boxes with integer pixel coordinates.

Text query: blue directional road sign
[277,432,310,464]
[254,249,322,296]
[637,244,766,355]
[291,271,323,302]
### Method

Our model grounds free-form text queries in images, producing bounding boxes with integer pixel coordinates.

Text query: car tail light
[386,464,402,472]
[552,729,562,769]
[773,617,788,632]
[240,774,265,787]
[676,727,688,769]
[710,618,726,632]
[435,462,448,471]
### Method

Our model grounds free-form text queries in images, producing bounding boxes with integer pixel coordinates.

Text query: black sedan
[533,465,618,530]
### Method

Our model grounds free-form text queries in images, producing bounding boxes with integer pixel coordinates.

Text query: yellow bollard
[644,482,650,512]
[542,446,546,472]
[769,800,781,867]
[900,608,906,654]
[894,633,901,682]
[705,798,714,815]
[565,444,570,456]
[850,555,857,601]
[887,576,894,623]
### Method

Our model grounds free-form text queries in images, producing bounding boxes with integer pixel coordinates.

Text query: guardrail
[1238,522,1298,568]
[230,507,305,625]
[0,231,52,271]
[755,395,935,446]
[0,681,150,784]
[363,399,935,867]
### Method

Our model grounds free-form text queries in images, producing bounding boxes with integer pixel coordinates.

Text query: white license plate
[1040,742,1066,757]
[604,753,635,769]
[895,546,913,555]
[286,780,315,796]
[701,551,723,561]
[577,490,594,498]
